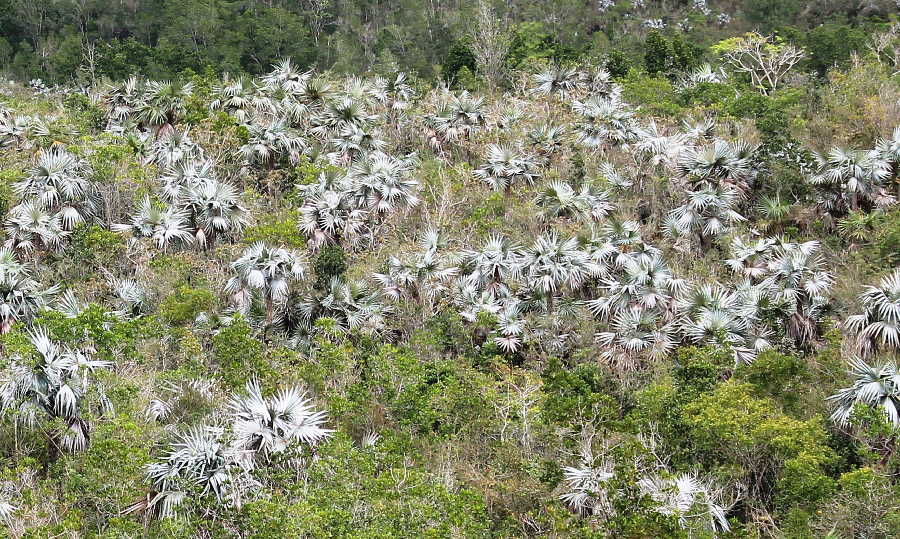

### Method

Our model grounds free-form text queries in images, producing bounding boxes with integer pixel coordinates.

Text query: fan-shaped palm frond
[535,180,614,222]
[113,196,193,251]
[474,143,539,192]
[846,268,900,356]
[0,327,111,453]
[828,357,900,427]
[225,242,306,324]
[228,379,332,458]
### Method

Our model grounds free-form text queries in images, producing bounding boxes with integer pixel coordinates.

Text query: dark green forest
[0,0,899,537]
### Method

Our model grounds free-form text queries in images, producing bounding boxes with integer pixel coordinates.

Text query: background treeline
[0,0,896,84]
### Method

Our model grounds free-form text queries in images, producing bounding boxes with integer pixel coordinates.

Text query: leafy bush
[159,285,216,326]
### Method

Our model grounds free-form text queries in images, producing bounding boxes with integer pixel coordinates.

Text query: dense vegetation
[0,0,900,537]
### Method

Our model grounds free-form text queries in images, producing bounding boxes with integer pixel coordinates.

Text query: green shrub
[312,244,347,290]
[159,285,216,326]
[212,317,269,389]
[68,224,126,268]
[242,211,306,249]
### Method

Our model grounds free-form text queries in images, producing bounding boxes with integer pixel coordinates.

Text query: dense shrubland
[0,1,899,537]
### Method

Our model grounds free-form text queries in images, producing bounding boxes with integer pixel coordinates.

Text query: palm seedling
[527,124,566,158]
[578,66,615,97]
[676,283,770,364]
[311,97,377,140]
[633,121,690,170]
[328,122,386,164]
[160,158,218,202]
[370,72,414,119]
[260,59,313,98]
[596,306,676,371]
[103,76,142,127]
[586,253,685,320]
[146,377,217,424]
[678,63,728,89]
[0,115,50,150]
[755,194,794,233]
[424,91,486,154]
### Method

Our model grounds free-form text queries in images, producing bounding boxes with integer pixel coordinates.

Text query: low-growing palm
[4,202,69,253]
[876,126,900,196]
[810,147,892,212]
[474,143,539,192]
[665,185,745,251]
[239,119,305,169]
[348,151,420,215]
[458,234,522,294]
[0,248,59,332]
[210,76,274,123]
[762,240,833,347]
[113,196,193,251]
[373,229,458,304]
[572,94,638,148]
[521,233,595,312]
[260,59,313,97]
[135,80,194,137]
[828,357,900,428]
[677,140,754,191]
[225,242,307,325]
[596,306,676,371]
[16,148,98,230]
[846,268,900,356]
[291,276,391,335]
[0,327,111,453]
[140,425,248,518]
[725,237,777,280]
[531,64,580,100]
[297,172,369,249]
[149,129,202,168]
[227,379,332,459]
[181,179,250,249]
[160,158,218,202]
[535,180,614,222]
